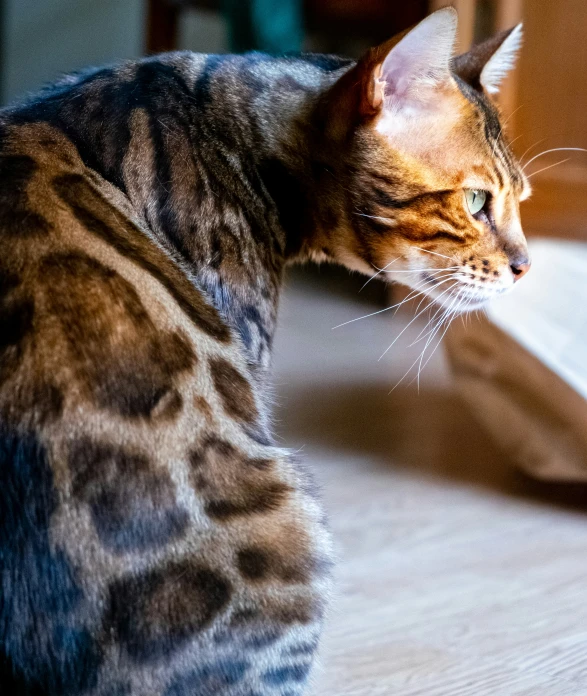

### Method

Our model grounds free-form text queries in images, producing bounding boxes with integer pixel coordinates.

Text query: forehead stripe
[492,160,504,187]
[454,73,524,186]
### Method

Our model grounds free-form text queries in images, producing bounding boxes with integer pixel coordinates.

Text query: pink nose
[511,262,531,282]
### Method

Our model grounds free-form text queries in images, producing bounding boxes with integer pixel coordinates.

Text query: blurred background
[1,1,587,694]
[2,0,586,232]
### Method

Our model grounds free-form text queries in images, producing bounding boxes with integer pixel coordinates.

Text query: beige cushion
[445,239,587,482]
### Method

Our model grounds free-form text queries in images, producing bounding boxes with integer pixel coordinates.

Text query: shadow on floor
[278,379,587,513]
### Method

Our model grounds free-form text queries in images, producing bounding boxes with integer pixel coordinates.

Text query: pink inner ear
[380,10,457,101]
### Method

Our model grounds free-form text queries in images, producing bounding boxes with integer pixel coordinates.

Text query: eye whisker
[506,132,526,149]
[492,103,525,156]
[523,147,587,171]
[519,138,546,165]
[526,158,570,179]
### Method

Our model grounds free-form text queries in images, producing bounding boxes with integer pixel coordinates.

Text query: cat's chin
[423,277,516,312]
[429,291,490,313]
[454,299,490,313]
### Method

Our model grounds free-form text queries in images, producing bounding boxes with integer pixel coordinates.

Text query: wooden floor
[272,269,587,696]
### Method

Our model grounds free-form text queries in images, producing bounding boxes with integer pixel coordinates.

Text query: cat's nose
[510,260,531,282]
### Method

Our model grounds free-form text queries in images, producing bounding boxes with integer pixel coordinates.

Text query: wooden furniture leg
[147,0,180,53]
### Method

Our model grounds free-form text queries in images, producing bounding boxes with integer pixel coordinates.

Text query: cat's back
[0,120,228,426]
[0,73,330,695]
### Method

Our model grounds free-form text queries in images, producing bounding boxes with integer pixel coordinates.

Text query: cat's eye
[464,189,487,216]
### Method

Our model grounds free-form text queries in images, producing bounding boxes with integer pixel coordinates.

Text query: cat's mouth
[420,269,513,313]
[429,280,510,312]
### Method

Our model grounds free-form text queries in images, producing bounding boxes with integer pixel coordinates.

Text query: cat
[0,8,530,696]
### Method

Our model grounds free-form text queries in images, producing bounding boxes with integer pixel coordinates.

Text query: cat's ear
[325,8,458,138]
[453,24,523,94]
[367,8,458,113]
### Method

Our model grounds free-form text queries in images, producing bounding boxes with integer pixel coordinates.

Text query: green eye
[465,189,487,215]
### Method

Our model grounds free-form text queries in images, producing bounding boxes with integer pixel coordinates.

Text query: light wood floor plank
[273,271,587,696]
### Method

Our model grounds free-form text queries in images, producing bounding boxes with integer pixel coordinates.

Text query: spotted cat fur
[0,10,529,695]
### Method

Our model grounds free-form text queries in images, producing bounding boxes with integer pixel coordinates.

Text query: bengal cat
[0,9,530,696]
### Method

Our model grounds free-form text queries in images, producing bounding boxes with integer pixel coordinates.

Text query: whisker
[489,104,525,159]
[414,292,464,390]
[376,266,460,275]
[413,288,474,390]
[490,108,520,159]
[519,138,546,165]
[409,273,462,319]
[360,257,400,292]
[410,295,456,345]
[354,213,394,224]
[331,304,402,329]
[527,158,570,179]
[523,147,587,171]
[334,265,464,331]
[506,132,526,150]
[415,308,455,381]
[332,275,445,329]
[420,287,464,346]
[392,274,458,311]
[412,245,455,262]
[378,282,459,361]
[415,296,469,385]
[389,354,427,394]
[409,278,453,324]
[497,102,525,134]
[387,293,459,395]
[388,287,465,395]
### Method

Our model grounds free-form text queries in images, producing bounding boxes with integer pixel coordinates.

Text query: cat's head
[323,8,529,310]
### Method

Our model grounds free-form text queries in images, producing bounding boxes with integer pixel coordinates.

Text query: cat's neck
[23,53,351,375]
[124,53,351,375]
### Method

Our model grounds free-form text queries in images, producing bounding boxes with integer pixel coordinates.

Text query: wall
[2,0,145,103]
[0,1,231,104]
